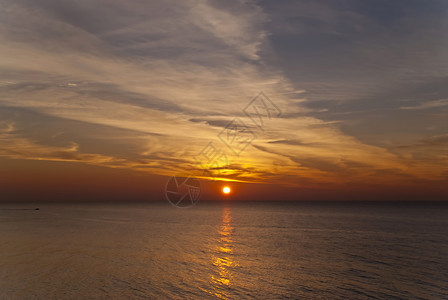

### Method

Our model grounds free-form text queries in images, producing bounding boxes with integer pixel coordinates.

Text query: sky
[0,0,447,202]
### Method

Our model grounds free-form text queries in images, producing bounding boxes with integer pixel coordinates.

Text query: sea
[0,201,447,299]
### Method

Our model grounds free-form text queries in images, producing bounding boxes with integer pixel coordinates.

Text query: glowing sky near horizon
[0,0,447,200]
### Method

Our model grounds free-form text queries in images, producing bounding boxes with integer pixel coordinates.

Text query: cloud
[393,134,448,148]
[0,0,447,189]
[0,126,124,166]
[400,99,448,110]
[267,139,312,146]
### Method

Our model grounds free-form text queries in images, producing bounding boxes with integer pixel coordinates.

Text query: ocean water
[0,202,447,299]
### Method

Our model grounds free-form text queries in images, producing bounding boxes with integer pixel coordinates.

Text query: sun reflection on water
[210,206,237,299]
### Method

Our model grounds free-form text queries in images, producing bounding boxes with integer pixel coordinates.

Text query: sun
[222,186,231,194]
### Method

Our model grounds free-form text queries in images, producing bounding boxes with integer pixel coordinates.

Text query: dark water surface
[1,202,447,299]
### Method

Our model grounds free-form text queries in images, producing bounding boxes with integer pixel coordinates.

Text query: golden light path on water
[209,206,237,299]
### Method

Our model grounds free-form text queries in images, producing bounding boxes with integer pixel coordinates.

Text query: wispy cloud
[0,0,447,189]
[400,99,448,110]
